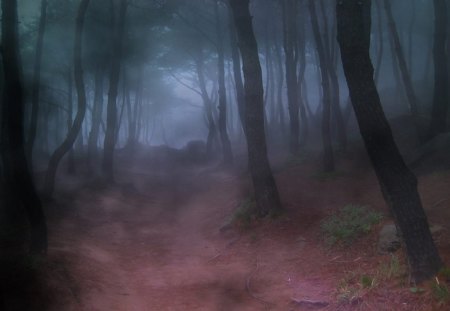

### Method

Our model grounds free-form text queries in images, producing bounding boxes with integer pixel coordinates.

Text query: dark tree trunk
[309,0,334,172]
[26,0,48,167]
[337,0,442,283]
[87,63,105,172]
[282,0,299,154]
[229,0,282,216]
[103,0,127,181]
[43,0,90,197]
[228,7,246,134]
[374,0,384,85]
[1,0,47,254]
[194,54,218,159]
[297,5,308,147]
[274,29,286,137]
[215,0,233,165]
[427,0,448,139]
[66,69,75,175]
[383,0,420,119]
[319,0,347,152]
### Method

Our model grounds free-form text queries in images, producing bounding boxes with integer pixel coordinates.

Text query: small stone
[378,223,401,254]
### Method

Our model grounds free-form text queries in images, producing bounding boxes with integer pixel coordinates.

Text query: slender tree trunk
[67,69,75,175]
[282,0,299,154]
[1,0,47,254]
[427,0,449,139]
[309,0,334,172]
[274,30,286,137]
[229,0,282,216]
[337,0,442,283]
[87,63,105,172]
[297,5,308,147]
[228,5,246,134]
[374,0,384,85]
[319,0,347,152]
[103,0,127,181]
[214,0,233,165]
[26,0,48,167]
[383,0,420,119]
[43,0,90,197]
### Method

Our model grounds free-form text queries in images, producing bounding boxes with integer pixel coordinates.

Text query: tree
[282,0,300,154]
[229,0,282,216]
[103,0,128,181]
[43,0,91,197]
[27,0,48,167]
[383,0,420,121]
[308,0,334,172]
[214,0,233,165]
[427,0,448,139]
[1,0,47,254]
[336,0,442,282]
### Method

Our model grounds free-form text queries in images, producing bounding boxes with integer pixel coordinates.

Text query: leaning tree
[336,0,442,282]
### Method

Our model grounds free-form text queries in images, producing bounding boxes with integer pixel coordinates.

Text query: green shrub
[321,204,383,246]
[231,197,257,227]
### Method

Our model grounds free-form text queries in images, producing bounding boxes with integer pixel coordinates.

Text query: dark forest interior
[1,0,450,310]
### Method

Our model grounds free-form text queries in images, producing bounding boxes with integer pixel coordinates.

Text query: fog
[2,0,450,309]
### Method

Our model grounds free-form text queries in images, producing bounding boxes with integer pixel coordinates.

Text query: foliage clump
[321,204,383,246]
[231,197,257,228]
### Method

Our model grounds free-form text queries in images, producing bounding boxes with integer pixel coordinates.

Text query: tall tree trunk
[383,0,420,119]
[297,5,308,147]
[319,0,347,152]
[43,0,90,197]
[309,0,334,172]
[194,54,218,159]
[67,68,75,175]
[1,0,47,254]
[87,63,105,172]
[26,0,48,167]
[374,0,384,85]
[427,0,449,139]
[274,29,286,137]
[229,0,282,216]
[282,0,299,154]
[337,0,442,283]
[214,0,233,165]
[103,0,127,181]
[228,4,246,134]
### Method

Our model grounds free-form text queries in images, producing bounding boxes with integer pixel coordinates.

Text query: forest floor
[19,144,450,310]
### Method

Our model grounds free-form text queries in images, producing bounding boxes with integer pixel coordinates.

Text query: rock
[378,224,401,254]
[378,223,446,253]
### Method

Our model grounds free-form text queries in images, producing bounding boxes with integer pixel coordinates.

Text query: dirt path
[46,161,278,310]
[41,151,450,311]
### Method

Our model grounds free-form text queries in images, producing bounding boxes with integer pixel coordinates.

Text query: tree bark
[103,0,127,181]
[282,0,299,154]
[427,0,448,139]
[1,0,47,254]
[26,0,48,167]
[87,63,105,172]
[309,0,334,172]
[228,5,246,134]
[383,0,420,119]
[337,0,442,283]
[43,0,90,197]
[214,0,233,165]
[229,0,282,216]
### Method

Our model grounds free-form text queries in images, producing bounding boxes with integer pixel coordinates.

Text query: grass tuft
[321,204,383,246]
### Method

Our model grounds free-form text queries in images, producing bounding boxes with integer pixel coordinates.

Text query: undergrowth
[321,204,383,246]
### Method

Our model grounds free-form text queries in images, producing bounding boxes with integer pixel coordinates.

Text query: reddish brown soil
[37,147,450,311]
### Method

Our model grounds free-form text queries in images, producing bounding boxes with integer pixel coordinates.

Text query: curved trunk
[337,0,442,283]
[1,0,47,254]
[229,0,282,216]
[43,0,91,197]
[103,0,127,181]
[27,0,48,167]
